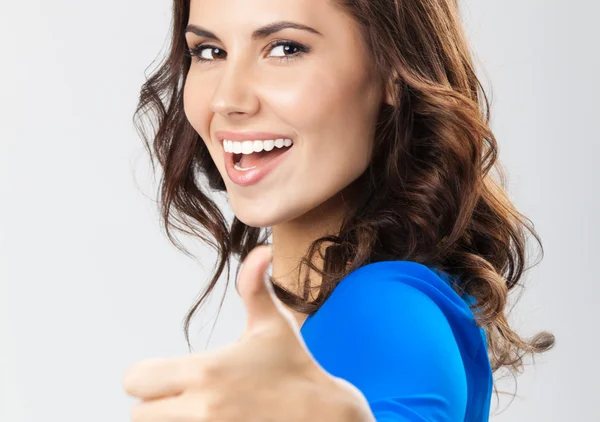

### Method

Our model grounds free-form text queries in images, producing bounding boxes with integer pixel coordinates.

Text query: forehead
[188,0,340,30]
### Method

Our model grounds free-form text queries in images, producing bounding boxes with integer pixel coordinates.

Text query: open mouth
[222,138,295,186]
[225,139,294,170]
[232,145,292,169]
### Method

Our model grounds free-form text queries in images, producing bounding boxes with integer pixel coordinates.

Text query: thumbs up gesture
[123,245,375,422]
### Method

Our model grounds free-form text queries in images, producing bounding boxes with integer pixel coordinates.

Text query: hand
[123,245,375,422]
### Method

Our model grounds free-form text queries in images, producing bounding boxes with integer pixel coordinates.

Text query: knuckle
[204,392,228,415]
[185,354,223,388]
[181,391,225,421]
[200,356,223,378]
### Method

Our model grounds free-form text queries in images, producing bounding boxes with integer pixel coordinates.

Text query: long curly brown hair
[133,0,555,406]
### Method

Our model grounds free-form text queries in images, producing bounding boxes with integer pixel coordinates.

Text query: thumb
[236,245,283,331]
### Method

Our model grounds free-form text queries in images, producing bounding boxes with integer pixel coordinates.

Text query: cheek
[183,73,214,143]
[182,73,228,174]
[268,65,378,170]
[261,66,345,131]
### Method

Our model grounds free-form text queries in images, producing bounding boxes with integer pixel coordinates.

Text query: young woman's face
[183,0,388,228]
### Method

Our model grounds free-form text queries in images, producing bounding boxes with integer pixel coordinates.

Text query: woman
[125,0,555,420]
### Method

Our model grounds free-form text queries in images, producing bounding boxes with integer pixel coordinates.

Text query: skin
[182,0,393,327]
[123,0,397,419]
[124,246,376,421]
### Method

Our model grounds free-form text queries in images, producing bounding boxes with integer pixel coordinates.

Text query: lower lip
[224,145,294,186]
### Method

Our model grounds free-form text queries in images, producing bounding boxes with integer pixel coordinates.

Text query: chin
[233,211,289,228]
[231,202,306,229]
[234,214,273,228]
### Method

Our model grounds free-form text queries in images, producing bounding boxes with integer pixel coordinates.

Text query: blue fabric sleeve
[304,274,468,421]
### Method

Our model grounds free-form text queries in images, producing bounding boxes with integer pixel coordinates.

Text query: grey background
[1,0,598,420]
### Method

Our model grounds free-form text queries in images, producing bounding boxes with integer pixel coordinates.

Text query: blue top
[299,260,493,421]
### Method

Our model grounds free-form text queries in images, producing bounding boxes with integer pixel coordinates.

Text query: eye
[266,40,310,61]
[187,44,226,62]
[186,40,310,64]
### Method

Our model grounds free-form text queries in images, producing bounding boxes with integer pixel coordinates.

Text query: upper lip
[214,130,294,142]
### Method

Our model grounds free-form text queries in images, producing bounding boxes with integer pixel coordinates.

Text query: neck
[269,187,358,302]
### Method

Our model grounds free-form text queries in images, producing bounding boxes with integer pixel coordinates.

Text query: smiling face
[183,0,389,228]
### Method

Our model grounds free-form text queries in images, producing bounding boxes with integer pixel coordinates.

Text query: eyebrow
[185,20,323,42]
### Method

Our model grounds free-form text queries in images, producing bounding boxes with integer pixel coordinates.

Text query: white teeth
[233,162,257,171]
[241,141,254,154]
[223,138,293,154]
[263,140,274,151]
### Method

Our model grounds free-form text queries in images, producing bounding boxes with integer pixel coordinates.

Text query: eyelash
[186,40,310,64]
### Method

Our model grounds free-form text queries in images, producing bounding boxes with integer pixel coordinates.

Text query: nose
[210,60,260,119]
